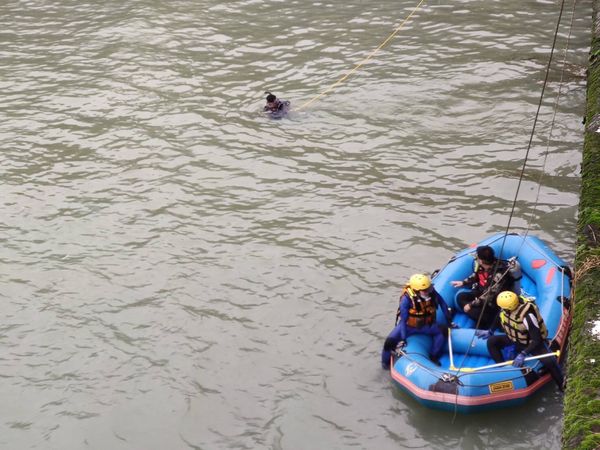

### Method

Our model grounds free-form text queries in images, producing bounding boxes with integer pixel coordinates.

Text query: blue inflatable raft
[388,233,572,413]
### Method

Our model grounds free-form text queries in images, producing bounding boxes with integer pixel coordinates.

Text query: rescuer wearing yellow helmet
[381,274,457,369]
[478,290,564,391]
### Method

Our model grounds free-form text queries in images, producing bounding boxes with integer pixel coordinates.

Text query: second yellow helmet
[497,291,519,311]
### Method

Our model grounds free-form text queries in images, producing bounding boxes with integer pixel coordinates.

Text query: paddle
[453,351,560,373]
[448,327,456,370]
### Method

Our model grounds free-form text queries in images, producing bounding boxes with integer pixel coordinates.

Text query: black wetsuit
[487,312,564,390]
[457,260,513,329]
[264,99,290,118]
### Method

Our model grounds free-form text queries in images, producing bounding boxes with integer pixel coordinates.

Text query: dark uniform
[456,246,515,329]
[487,296,564,390]
[381,286,452,369]
[264,92,290,118]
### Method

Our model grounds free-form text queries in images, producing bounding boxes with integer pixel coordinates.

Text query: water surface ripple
[0,0,588,449]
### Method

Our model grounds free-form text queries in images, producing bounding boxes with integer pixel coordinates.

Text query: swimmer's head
[265,92,276,103]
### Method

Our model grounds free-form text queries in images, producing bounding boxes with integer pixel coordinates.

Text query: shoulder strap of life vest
[395,285,417,324]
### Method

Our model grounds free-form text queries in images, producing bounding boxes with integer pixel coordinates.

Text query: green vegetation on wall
[561,10,600,449]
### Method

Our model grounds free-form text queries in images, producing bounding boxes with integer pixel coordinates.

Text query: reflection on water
[0,0,588,448]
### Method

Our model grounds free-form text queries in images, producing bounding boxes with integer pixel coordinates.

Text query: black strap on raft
[390,348,404,366]
[560,265,573,279]
[429,373,462,395]
[523,367,541,386]
[556,295,571,310]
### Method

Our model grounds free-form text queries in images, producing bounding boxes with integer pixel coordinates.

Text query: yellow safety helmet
[409,274,431,291]
[496,291,519,311]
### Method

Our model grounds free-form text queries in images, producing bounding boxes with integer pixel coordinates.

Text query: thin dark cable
[473,0,568,344]
[522,0,577,243]
[496,0,567,261]
[451,0,568,421]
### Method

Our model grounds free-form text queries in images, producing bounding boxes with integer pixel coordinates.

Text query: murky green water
[0,0,589,448]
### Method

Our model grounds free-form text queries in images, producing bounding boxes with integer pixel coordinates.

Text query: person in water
[264,92,290,115]
[381,274,456,369]
[479,291,565,391]
[450,245,516,329]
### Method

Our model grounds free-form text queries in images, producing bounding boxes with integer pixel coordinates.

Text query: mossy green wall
[561,6,600,450]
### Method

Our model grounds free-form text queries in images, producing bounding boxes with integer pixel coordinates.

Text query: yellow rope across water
[296,0,427,111]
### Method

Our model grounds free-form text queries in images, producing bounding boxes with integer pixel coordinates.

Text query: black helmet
[476,245,495,264]
[265,91,276,103]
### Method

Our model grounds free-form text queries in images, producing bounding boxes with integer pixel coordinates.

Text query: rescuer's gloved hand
[475,329,492,340]
[512,352,526,368]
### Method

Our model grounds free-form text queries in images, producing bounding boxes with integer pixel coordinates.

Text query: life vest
[500,297,548,345]
[399,287,437,328]
[471,257,512,295]
[474,261,491,288]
